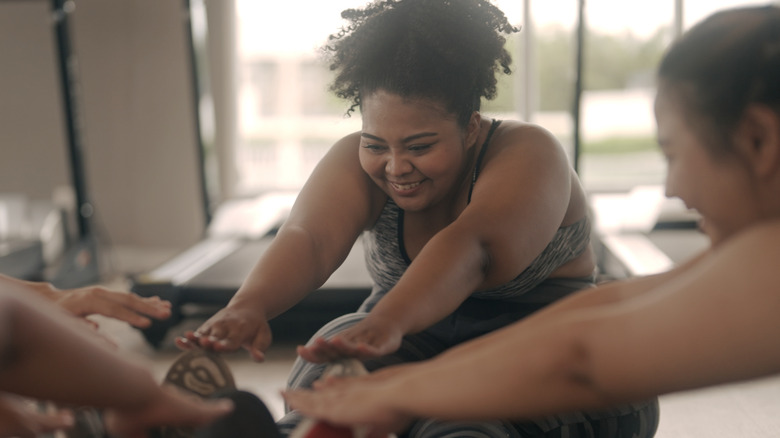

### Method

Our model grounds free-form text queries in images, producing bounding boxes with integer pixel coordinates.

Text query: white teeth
[392,182,420,191]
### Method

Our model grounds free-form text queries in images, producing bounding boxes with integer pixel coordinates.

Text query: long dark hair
[658,5,780,155]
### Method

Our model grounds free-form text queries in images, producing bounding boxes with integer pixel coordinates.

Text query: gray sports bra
[362,119,591,300]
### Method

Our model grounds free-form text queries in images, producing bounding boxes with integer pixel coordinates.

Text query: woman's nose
[386,153,412,176]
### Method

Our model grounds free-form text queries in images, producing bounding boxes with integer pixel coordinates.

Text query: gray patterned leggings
[278,279,660,438]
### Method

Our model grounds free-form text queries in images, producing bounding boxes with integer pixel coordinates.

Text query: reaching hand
[0,394,74,438]
[0,275,171,329]
[283,368,412,437]
[175,306,272,362]
[297,314,403,363]
[55,286,172,328]
[103,385,232,438]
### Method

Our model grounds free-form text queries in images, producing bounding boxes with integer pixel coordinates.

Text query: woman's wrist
[365,307,409,335]
[28,281,62,302]
[380,363,430,418]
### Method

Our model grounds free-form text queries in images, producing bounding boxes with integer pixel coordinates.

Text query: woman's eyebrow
[360,132,438,143]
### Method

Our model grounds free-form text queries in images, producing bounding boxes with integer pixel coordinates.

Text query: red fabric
[302,421,353,438]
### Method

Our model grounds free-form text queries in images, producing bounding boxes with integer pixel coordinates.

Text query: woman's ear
[736,104,780,178]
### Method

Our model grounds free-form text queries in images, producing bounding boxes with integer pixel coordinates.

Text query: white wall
[0,0,206,249]
[0,1,71,200]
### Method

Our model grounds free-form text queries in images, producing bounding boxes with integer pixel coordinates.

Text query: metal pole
[51,0,92,238]
[674,0,684,39]
[183,0,213,225]
[572,0,585,173]
[519,0,535,122]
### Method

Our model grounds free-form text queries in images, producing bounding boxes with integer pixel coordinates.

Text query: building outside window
[197,0,767,200]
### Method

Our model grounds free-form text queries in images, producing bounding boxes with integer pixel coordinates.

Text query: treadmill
[591,185,710,279]
[130,192,373,348]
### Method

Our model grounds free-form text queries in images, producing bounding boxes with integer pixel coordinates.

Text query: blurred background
[0,0,769,275]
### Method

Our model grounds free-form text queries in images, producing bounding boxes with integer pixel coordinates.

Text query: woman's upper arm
[456,123,576,285]
[584,221,780,399]
[281,132,383,271]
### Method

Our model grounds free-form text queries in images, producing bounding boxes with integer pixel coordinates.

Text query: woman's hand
[0,394,74,438]
[103,385,233,438]
[297,314,403,363]
[0,275,171,329]
[176,306,272,362]
[54,286,172,329]
[283,367,412,437]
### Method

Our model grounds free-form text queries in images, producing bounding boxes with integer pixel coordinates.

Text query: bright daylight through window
[190,0,766,202]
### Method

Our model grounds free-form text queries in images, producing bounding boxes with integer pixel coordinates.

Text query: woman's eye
[362,143,385,151]
[409,144,432,152]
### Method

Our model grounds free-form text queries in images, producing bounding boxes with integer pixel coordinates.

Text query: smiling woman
[357,91,482,214]
[177,0,660,437]
[280,5,780,437]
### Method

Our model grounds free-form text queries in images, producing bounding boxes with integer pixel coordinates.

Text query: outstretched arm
[178,133,383,361]
[286,221,780,430]
[0,286,231,438]
[298,123,584,362]
[0,274,171,329]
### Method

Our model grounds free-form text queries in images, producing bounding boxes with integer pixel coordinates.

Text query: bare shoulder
[479,120,571,174]
[487,120,568,158]
[328,131,362,155]
[722,220,780,261]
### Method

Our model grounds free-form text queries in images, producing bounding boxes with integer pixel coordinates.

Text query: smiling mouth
[390,181,421,191]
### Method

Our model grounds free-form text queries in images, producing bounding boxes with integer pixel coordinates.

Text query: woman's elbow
[550,320,628,410]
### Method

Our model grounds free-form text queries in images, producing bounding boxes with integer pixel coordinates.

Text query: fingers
[104,292,172,320]
[281,388,323,417]
[174,333,198,350]
[247,330,271,362]
[0,399,75,438]
[174,310,270,360]
[176,321,234,351]
[103,387,234,438]
[27,410,75,435]
[297,336,380,363]
[297,337,346,363]
[57,288,172,327]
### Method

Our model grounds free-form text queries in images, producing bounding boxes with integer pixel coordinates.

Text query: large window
[232,0,526,196]
[575,0,771,192]
[218,0,769,198]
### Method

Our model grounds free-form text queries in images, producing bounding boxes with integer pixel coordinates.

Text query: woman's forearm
[0,274,60,301]
[385,225,780,420]
[385,314,609,421]
[0,290,160,409]
[230,224,353,319]
[368,227,489,334]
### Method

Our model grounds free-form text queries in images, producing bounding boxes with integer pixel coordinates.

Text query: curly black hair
[323,0,519,127]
